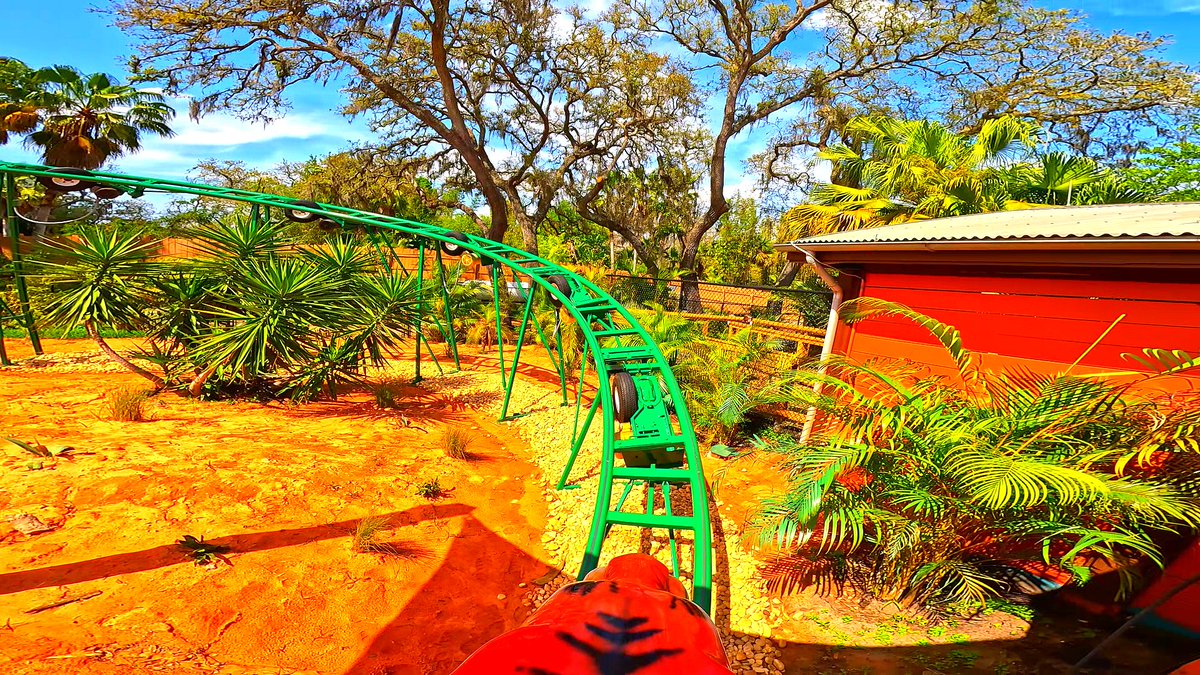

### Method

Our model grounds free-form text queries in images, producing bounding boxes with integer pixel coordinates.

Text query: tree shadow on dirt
[769,604,1200,674]
[728,554,1200,674]
[0,503,474,596]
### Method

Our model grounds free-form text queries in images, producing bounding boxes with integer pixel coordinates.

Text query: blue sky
[2,0,1199,203]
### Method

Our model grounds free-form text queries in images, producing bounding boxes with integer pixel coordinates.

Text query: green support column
[5,175,40,355]
[530,309,568,405]
[413,243,425,383]
[557,394,599,490]
[0,300,11,366]
[499,279,537,421]
[491,263,507,387]
[557,342,593,489]
[435,248,462,370]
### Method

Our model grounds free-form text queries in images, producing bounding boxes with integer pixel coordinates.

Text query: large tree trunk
[25,193,60,237]
[86,320,164,387]
[676,227,709,312]
[777,260,802,287]
[515,211,539,256]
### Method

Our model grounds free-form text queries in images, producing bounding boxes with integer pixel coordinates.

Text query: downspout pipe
[797,249,843,443]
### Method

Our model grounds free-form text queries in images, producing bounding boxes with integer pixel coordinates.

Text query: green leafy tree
[0,58,41,145]
[113,1,696,253]
[0,60,175,234]
[783,116,1152,242]
[702,198,773,285]
[1123,128,1200,202]
[1005,152,1150,206]
[23,66,174,170]
[753,298,1200,611]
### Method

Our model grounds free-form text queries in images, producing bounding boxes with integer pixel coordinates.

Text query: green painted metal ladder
[0,161,714,612]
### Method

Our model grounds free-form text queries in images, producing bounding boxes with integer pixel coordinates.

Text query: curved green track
[0,162,714,612]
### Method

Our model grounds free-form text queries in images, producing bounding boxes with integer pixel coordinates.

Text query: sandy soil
[2,338,1195,675]
[0,339,551,675]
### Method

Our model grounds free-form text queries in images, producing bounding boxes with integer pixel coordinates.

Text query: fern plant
[753,297,1200,611]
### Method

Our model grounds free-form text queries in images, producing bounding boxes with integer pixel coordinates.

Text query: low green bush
[753,298,1200,612]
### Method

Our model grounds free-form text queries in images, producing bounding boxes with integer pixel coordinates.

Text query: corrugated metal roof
[776,202,1200,249]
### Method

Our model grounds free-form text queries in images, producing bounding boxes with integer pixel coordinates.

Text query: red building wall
[844,270,1200,375]
[842,267,1200,630]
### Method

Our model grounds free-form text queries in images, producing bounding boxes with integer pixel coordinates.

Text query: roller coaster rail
[0,161,715,613]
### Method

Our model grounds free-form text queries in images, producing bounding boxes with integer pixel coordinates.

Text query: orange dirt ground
[0,339,552,675]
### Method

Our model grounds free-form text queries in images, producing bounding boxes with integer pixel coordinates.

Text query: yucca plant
[349,267,425,368]
[752,298,1200,612]
[189,214,288,264]
[36,228,163,386]
[188,256,351,396]
[302,234,377,281]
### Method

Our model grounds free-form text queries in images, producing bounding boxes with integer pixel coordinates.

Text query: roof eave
[776,237,1200,255]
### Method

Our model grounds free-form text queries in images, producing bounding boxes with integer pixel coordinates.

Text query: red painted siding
[847,271,1200,371]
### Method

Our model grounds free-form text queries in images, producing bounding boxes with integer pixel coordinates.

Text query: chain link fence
[605,273,832,329]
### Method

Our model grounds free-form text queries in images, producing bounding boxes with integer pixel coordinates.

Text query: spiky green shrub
[753,298,1200,611]
[674,327,802,443]
[46,218,428,402]
[36,228,163,386]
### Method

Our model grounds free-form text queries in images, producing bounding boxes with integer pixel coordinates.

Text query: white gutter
[799,250,843,444]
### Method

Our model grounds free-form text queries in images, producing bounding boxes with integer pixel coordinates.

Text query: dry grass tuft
[352,516,395,554]
[441,427,472,460]
[105,385,151,421]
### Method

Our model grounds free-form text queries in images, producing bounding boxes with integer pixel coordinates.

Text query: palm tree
[677,328,802,443]
[1006,152,1152,205]
[782,115,1041,238]
[752,298,1200,611]
[4,65,174,235]
[25,66,175,170]
[0,58,41,146]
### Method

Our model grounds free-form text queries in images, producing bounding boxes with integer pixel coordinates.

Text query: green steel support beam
[435,248,462,370]
[490,263,507,388]
[414,242,425,383]
[530,308,568,406]
[0,161,715,614]
[4,174,40,355]
[0,299,11,366]
[557,393,600,490]
[499,278,537,421]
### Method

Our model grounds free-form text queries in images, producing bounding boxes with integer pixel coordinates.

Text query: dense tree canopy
[113,0,697,254]
[1123,126,1200,202]
[109,0,1199,291]
[782,114,1151,240]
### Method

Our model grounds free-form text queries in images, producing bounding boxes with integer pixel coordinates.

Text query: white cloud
[168,110,362,147]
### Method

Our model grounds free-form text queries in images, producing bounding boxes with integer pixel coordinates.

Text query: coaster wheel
[90,185,124,200]
[37,168,95,193]
[283,200,322,223]
[440,232,470,256]
[547,275,570,308]
[611,370,637,423]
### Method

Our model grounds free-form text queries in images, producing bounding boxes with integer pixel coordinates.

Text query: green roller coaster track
[0,161,714,613]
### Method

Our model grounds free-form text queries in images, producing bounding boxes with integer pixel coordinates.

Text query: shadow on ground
[0,503,474,596]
